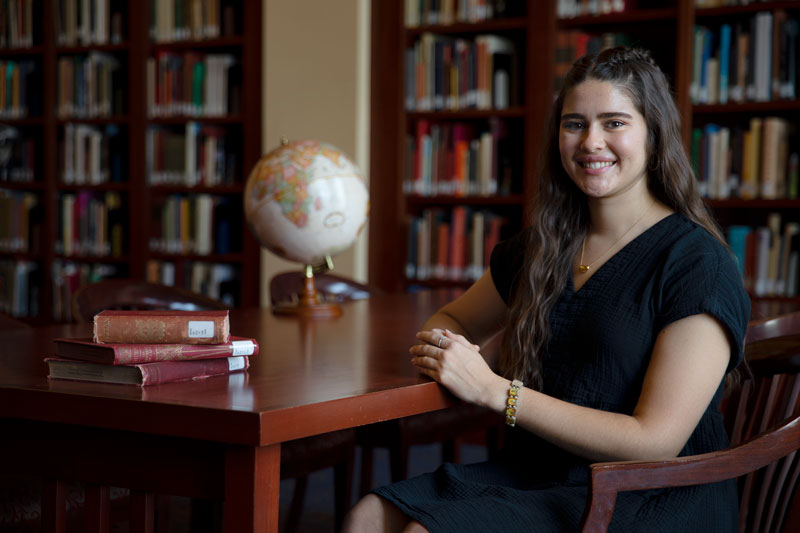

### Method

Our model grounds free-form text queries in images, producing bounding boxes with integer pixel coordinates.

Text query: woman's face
[558,79,650,200]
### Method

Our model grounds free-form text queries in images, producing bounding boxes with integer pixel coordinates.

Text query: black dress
[373,213,751,532]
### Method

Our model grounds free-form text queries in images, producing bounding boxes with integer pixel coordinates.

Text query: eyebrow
[560,112,634,121]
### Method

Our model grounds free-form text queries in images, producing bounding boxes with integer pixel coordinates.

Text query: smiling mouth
[580,161,616,169]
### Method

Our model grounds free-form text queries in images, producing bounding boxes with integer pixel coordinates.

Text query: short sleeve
[654,232,751,372]
[489,229,529,305]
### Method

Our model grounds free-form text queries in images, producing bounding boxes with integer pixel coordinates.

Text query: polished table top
[0,290,464,448]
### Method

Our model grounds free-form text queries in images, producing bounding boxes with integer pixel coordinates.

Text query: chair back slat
[738,373,800,533]
[774,453,800,532]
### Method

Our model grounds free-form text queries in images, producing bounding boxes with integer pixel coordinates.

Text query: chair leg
[390,443,409,483]
[334,449,356,531]
[84,484,110,533]
[442,439,459,464]
[285,476,308,533]
[42,478,66,533]
[360,445,374,497]
[129,490,155,533]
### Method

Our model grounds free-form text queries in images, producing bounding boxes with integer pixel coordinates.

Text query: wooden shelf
[149,36,245,51]
[695,1,800,18]
[406,17,529,36]
[407,108,526,120]
[406,194,525,208]
[556,7,677,27]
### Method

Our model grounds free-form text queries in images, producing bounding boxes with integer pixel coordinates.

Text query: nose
[580,124,605,152]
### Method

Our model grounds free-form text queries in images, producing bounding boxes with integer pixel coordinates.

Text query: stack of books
[45,310,257,386]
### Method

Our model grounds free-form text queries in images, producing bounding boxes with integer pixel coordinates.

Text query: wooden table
[0,290,463,532]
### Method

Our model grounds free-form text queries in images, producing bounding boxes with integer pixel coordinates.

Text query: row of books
[692,116,799,200]
[691,13,798,105]
[406,206,507,282]
[728,214,800,298]
[47,310,254,386]
[57,52,123,118]
[148,193,239,256]
[403,118,514,197]
[556,0,629,19]
[0,258,38,317]
[146,122,237,187]
[146,52,239,117]
[55,190,125,257]
[0,60,37,118]
[553,31,631,92]
[55,0,124,46]
[405,32,519,112]
[61,122,124,185]
[0,0,33,48]
[0,125,35,182]
[51,259,122,322]
[405,0,525,27]
[146,259,239,307]
[150,0,231,43]
[0,188,38,253]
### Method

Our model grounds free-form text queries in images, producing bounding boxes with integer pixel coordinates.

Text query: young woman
[344,47,750,532]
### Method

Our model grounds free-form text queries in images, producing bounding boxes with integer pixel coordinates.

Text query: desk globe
[244,138,369,317]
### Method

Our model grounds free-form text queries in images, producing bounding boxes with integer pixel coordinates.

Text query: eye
[606,120,626,129]
[561,120,584,131]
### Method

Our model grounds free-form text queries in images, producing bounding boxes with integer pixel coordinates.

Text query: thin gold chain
[578,199,655,274]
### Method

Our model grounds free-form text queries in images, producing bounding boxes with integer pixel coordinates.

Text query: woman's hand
[410,328,505,409]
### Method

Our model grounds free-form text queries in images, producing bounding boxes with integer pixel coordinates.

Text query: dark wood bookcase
[0,0,261,323]
[370,0,800,307]
[369,0,555,293]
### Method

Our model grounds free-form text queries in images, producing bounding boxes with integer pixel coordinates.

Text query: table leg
[224,443,280,532]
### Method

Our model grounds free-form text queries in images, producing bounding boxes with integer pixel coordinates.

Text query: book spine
[94,313,230,344]
[138,356,249,385]
[108,338,258,364]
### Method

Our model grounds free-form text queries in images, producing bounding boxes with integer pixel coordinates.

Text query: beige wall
[259,0,370,306]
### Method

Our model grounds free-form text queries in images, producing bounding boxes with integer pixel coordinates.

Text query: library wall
[260,0,370,306]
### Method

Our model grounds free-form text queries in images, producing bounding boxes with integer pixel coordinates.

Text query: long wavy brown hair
[500,46,726,389]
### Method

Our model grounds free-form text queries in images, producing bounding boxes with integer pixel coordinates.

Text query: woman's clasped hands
[410,328,503,407]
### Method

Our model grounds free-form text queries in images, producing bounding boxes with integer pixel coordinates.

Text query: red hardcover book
[54,335,258,365]
[45,355,249,386]
[93,309,230,345]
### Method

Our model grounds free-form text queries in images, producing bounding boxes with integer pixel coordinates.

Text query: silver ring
[438,335,445,348]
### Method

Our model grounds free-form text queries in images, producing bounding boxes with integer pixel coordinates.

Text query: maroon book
[45,355,249,386]
[93,309,230,344]
[54,336,258,365]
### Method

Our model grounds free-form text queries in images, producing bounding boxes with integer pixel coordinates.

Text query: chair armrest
[580,415,800,532]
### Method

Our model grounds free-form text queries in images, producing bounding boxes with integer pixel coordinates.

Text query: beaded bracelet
[505,379,523,427]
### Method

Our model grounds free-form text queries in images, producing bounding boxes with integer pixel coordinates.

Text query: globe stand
[272,263,343,319]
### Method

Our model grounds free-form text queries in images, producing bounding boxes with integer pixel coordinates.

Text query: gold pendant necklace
[578,199,655,274]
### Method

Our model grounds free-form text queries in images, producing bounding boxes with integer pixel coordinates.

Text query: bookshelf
[369,0,555,292]
[0,0,261,322]
[370,0,800,305]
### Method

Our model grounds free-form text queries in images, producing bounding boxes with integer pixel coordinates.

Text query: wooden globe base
[272,272,343,318]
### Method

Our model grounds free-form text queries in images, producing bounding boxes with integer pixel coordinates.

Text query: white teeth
[582,161,615,169]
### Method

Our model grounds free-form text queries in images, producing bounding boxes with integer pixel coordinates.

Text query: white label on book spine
[228,357,246,371]
[188,321,214,338]
[231,341,256,356]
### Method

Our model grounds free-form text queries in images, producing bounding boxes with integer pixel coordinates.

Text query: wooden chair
[0,311,32,332]
[580,312,800,532]
[72,278,353,531]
